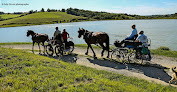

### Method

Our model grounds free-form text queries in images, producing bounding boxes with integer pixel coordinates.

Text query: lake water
[0,19,177,50]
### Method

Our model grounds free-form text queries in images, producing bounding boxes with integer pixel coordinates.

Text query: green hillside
[0,12,89,27]
[0,14,22,20]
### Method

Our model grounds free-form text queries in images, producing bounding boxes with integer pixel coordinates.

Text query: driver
[120,24,138,44]
[53,27,63,45]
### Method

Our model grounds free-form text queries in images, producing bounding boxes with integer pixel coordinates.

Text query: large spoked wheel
[46,45,54,56]
[55,45,64,57]
[111,48,125,62]
[68,44,74,53]
[128,51,143,64]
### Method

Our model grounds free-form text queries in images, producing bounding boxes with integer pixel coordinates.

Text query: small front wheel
[46,45,54,56]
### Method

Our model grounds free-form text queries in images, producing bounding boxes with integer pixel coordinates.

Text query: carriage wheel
[128,52,143,64]
[68,45,74,53]
[111,48,125,62]
[46,45,54,56]
[55,45,64,57]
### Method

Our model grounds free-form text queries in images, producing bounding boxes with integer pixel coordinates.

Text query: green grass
[0,14,22,19]
[0,12,90,28]
[151,49,177,58]
[0,42,32,45]
[0,47,177,91]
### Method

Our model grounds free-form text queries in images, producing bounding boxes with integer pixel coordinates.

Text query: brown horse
[27,30,48,54]
[78,28,110,58]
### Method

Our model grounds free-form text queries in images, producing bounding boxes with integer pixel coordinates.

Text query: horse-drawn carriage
[111,39,152,64]
[27,30,74,57]
[45,37,74,56]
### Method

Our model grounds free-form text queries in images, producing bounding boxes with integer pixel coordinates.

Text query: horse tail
[46,35,49,42]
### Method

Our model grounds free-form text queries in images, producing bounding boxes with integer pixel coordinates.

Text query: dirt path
[1,44,177,87]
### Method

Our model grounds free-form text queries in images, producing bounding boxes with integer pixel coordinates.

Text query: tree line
[0,8,177,20]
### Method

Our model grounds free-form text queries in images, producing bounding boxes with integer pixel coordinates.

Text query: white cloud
[103,5,177,15]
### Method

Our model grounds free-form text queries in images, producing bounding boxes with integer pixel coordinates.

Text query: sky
[0,0,177,15]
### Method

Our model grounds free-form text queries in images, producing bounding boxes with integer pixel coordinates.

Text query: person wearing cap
[136,31,152,61]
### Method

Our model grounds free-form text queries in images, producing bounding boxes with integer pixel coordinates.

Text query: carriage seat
[124,41,142,48]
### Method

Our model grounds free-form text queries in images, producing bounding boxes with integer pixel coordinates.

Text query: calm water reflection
[0,19,177,50]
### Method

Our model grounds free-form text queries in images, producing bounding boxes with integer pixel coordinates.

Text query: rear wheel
[55,45,64,57]
[111,48,125,62]
[46,45,54,56]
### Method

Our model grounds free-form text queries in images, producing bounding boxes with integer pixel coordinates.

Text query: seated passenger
[120,24,138,44]
[135,31,152,61]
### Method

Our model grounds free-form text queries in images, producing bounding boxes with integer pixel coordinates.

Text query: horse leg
[42,42,45,54]
[89,44,96,57]
[32,42,35,53]
[38,43,41,54]
[106,37,110,58]
[99,43,105,57]
[85,44,90,55]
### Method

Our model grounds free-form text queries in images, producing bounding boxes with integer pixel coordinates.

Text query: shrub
[157,46,170,51]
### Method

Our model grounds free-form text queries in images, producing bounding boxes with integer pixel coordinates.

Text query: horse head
[27,30,35,37]
[78,28,85,38]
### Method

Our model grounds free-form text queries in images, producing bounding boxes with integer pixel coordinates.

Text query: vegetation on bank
[0,47,177,91]
[66,8,177,20]
[0,12,91,28]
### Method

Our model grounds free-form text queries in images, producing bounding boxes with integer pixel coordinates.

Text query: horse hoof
[94,57,97,59]
[107,56,109,58]
[85,53,88,55]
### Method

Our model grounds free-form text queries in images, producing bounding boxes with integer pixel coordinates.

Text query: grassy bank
[0,12,91,28]
[0,47,177,91]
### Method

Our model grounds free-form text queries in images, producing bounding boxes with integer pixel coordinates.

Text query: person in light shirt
[136,31,152,61]
[120,24,138,44]
[53,27,63,44]
[126,24,137,40]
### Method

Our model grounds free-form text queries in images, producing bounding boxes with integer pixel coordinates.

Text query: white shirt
[127,29,137,38]
[136,34,148,47]
[54,30,61,39]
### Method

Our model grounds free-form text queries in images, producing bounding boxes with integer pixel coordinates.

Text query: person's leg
[135,47,142,59]
[64,39,67,48]
[121,36,135,44]
[148,48,152,61]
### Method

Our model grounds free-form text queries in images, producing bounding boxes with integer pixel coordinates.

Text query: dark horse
[27,30,48,54]
[78,28,110,58]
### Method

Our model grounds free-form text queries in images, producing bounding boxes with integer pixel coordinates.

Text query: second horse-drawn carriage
[111,38,152,64]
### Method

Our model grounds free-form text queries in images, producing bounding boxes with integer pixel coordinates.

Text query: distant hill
[0,8,177,28]
[0,12,89,27]
[66,8,177,20]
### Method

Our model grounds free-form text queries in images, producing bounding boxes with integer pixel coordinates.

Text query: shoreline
[1,19,177,28]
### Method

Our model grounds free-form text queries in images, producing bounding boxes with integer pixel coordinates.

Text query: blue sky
[0,0,177,15]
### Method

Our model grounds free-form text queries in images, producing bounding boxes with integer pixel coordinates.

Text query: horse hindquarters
[105,34,110,58]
